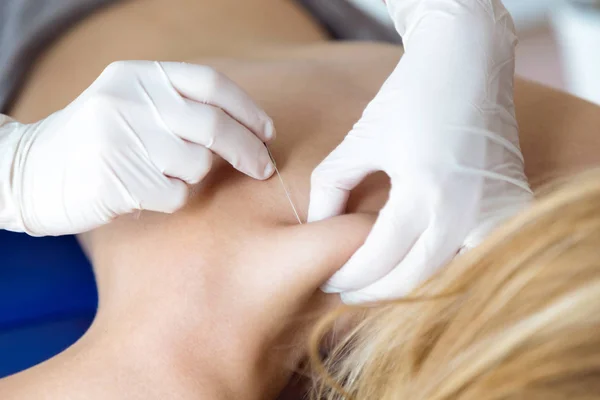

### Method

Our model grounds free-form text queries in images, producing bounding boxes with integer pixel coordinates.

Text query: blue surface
[0,231,97,377]
[0,316,94,377]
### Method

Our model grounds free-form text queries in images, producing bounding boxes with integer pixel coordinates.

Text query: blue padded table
[0,231,97,378]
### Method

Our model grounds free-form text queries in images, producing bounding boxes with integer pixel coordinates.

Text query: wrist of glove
[0,116,26,232]
[386,0,517,48]
[0,61,276,237]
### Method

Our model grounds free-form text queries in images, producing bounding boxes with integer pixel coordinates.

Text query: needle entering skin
[265,144,303,225]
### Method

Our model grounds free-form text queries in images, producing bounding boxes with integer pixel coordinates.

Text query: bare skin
[3,0,600,398]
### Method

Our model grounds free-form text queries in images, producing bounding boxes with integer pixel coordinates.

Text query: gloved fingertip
[306,209,321,223]
[163,178,189,213]
[339,292,359,305]
[340,291,378,305]
[307,211,334,223]
[306,201,321,223]
[320,282,344,294]
[307,182,352,223]
[306,201,339,223]
[262,162,275,180]
[322,240,395,294]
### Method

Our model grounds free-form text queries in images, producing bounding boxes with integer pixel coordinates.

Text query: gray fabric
[296,0,401,43]
[0,0,120,113]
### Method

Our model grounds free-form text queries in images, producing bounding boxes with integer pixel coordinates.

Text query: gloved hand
[0,61,275,236]
[308,0,533,303]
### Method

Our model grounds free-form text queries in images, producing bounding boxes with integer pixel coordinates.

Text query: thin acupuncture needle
[266,145,303,225]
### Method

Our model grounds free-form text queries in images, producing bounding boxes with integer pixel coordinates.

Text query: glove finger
[158,62,275,142]
[321,191,428,293]
[109,148,190,215]
[342,176,485,301]
[124,113,215,185]
[340,223,456,304]
[308,137,376,222]
[136,177,190,214]
[339,177,485,304]
[162,101,274,180]
[160,141,214,185]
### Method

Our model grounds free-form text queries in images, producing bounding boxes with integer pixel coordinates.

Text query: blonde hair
[310,169,600,400]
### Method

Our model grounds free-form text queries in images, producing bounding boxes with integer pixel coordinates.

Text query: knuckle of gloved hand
[83,93,124,125]
[197,66,225,103]
[98,60,132,83]
[165,184,189,213]
[78,96,126,149]
[203,107,225,146]
[310,165,330,187]
[189,154,213,184]
[97,60,156,88]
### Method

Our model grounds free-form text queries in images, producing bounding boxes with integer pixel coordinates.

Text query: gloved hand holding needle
[309,0,533,303]
[0,61,275,236]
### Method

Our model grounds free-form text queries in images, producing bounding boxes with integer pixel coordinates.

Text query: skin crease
[3,0,600,398]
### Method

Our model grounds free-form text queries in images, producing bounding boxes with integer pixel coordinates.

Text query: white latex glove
[0,61,275,236]
[309,0,533,303]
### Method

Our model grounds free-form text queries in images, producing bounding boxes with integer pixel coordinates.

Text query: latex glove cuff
[0,117,26,232]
